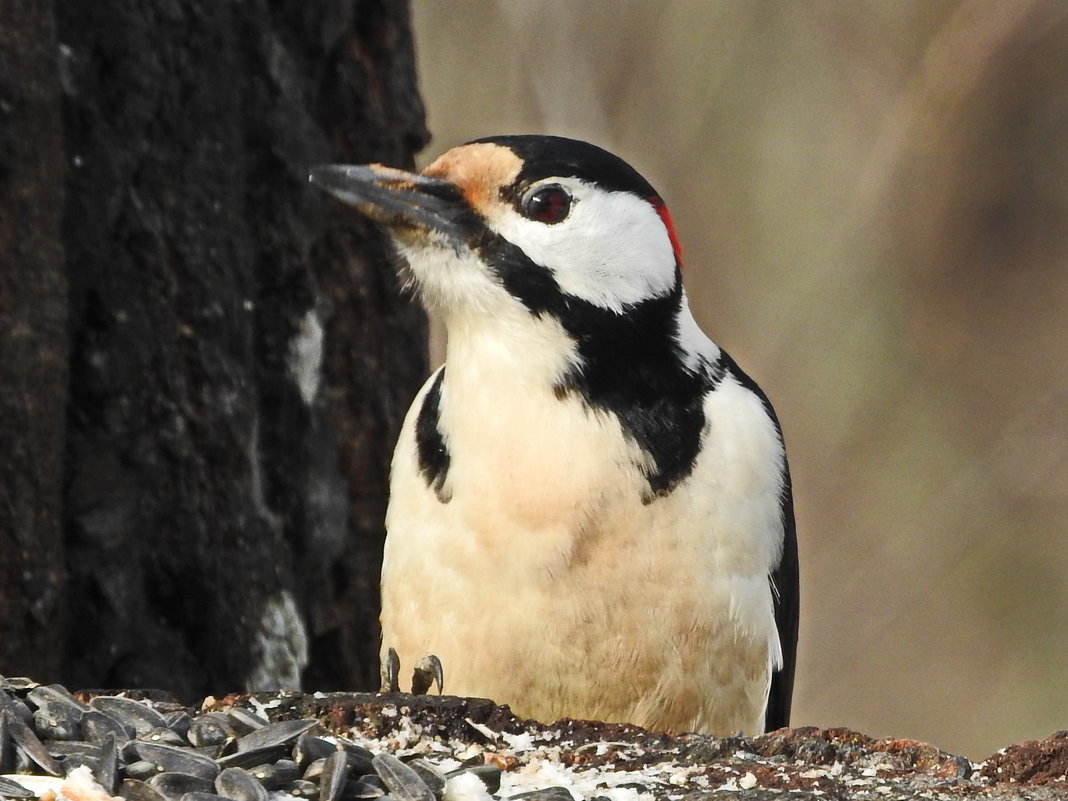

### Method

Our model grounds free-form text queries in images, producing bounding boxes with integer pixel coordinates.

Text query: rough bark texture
[0,1,70,679]
[0,0,429,699]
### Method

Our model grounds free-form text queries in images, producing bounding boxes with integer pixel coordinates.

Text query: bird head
[310,136,685,328]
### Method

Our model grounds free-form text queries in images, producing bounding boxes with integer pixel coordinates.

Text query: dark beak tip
[308,163,357,189]
[306,163,464,242]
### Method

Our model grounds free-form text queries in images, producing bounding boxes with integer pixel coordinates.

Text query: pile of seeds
[0,677,549,801]
[11,675,1064,800]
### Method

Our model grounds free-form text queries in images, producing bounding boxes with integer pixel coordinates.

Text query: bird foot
[380,646,401,692]
[412,654,444,695]
[380,647,444,695]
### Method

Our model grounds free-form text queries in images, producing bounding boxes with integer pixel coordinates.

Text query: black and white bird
[310,135,798,735]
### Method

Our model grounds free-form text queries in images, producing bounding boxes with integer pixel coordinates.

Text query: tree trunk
[0,0,429,700]
[0,0,70,681]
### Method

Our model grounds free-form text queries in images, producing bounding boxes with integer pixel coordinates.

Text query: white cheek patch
[489,183,678,312]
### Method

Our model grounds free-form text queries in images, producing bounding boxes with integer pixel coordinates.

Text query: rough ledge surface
[3,683,1067,801]
[223,690,1066,800]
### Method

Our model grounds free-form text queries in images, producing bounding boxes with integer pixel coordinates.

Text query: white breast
[380,311,785,735]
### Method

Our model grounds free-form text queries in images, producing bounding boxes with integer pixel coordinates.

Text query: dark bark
[0,1,70,679]
[0,0,429,699]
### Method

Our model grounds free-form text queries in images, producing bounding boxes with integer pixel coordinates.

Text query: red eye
[521,185,572,224]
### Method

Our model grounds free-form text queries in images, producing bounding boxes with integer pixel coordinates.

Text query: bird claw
[380,648,443,695]
[411,654,444,695]
[381,646,401,692]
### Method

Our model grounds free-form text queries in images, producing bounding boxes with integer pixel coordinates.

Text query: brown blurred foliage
[410,0,1068,758]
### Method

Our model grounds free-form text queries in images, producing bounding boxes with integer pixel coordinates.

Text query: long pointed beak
[309,164,469,244]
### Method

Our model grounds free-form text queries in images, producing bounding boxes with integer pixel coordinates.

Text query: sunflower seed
[281,779,318,798]
[346,776,387,799]
[5,710,62,775]
[126,760,164,781]
[164,712,195,741]
[371,754,433,801]
[0,690,33,727]
[0,775,35,798]
[187,713,233,749]
[294,733,335,767]
[214,745,282,771]
[406,759,445,799]
[121,778,168,801]
[0,711,11,773]
[140,727,188,747]
[96,733,121,794]
[28,685,90,718]
[235,719,317,753]
[0,678,39,693]
[238,758,290,789]
[506,789,575,801]
[337,742,375,776]
[318,750,349,801]
[214,767,268,801]
[302,756,327,782]
[146,772,216,800]
[225,709,268,735]
[48,741,102,757]
[83,708,135,743]
[132,742,219,781]
[91,697,168,736]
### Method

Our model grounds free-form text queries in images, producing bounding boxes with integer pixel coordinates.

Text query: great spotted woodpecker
[310,135,798,734]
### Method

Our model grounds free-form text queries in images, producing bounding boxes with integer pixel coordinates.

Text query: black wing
[765,462,798,731]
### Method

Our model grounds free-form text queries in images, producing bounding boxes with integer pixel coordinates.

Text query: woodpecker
[310,135,798,735]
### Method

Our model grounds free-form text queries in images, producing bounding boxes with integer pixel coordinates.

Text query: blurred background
[409,0,1068,759]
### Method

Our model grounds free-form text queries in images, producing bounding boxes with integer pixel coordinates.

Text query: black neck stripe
[470,231,719,498]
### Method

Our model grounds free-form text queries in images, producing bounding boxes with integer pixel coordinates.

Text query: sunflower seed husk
[146,771,216,800]
[121,778,168,801]
[506,789,576,801]
[6,710,62,775]
[187,713,234,750]
[0,776,35,798]
[164,712,194,741]
[214,766,268,801]
[132,742,219,781]
[371,754,433,801]
[83,708,135,743]
[225,709,268,736]
[405,759,445,800]
[346,776,387,799]
[294,733,335,767]
[96,732,121,794]
[235,719,317,753]
[318,750,349,801]
[281,779,318,798]
[91,697,168,737]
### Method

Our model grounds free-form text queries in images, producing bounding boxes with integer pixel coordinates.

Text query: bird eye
[520,184,572,224]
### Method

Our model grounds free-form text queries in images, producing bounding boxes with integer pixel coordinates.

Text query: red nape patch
[648,196,684,267]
